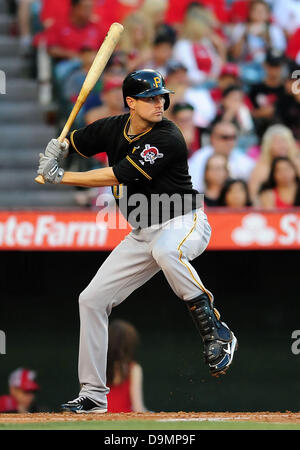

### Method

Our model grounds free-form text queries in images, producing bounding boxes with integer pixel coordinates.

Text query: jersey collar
[123,116,153,143]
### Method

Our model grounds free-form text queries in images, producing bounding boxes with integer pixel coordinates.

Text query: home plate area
[1,411,300,424]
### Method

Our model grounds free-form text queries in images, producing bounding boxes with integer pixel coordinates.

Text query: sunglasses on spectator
[214,134,237,140]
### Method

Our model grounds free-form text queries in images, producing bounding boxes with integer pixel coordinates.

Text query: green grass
[0,420,300,430]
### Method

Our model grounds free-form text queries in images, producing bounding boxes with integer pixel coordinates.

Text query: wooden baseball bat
[35,22,124,184]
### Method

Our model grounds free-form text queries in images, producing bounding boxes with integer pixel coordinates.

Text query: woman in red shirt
[258,156,300,208]
[106,319,148,413]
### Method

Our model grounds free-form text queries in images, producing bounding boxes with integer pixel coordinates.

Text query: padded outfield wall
[1,248,300,413]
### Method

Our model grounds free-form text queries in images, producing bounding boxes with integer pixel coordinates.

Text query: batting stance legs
[62,209,237,412]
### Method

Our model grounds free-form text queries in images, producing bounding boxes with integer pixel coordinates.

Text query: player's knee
[79,290,101,309]
[152,244,177,268]
[79,290,91,308]
[79,287,113,312]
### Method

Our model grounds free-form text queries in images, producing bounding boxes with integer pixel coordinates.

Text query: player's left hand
[44,138,69,164]
[37,154,65,184]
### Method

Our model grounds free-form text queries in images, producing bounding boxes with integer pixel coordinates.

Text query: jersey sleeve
[67,117,111,158]
[113,131,186,184]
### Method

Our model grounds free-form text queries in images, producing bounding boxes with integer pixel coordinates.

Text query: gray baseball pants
[78,208,212,408]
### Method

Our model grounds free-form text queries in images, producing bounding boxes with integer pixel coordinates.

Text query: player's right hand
[37,154,65,184]
[45,139,69,163]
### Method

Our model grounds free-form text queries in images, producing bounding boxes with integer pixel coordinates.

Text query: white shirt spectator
[230,22,286,63]
[183,88,217,127]
[172,39,222,86]
[272,0,300,35]
[188,145,256,193]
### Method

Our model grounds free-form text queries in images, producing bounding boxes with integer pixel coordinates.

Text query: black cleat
[61,396,107,414]
[205,324,238,377]
[186,294,238,377]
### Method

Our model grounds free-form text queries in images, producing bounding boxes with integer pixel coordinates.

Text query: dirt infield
[0,411,300,424]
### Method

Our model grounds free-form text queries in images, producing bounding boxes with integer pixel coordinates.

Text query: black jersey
[68,113,201,227]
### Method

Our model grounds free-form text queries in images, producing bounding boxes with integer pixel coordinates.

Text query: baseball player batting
[37,69,237,413]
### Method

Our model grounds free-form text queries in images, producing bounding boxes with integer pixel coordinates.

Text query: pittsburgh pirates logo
[140,144,164,164]
[153,76,161,88]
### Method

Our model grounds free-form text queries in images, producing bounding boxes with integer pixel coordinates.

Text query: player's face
[128,95,165,123]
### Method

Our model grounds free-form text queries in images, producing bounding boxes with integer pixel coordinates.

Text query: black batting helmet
[122,69,174,110]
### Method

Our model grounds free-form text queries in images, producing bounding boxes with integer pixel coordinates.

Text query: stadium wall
[1,249,299,413]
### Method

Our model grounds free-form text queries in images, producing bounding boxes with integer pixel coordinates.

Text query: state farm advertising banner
[207,209,300,250]
[0,210,300,251]
[0,211,131,251]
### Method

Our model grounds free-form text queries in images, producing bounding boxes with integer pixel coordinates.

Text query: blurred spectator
[209,62,241,106]
[63,47,98,108]
[141,0,175,41]
[0,368,40,413]
[17,0,35,55]
[276,61,300,141]
[229,0,286,65]
[172,4,225,86]
[285,20,300,65]
[228,0,274,24]
[272,0,300,38]
[228,0,249,24]
[213,84,255,147]
[82,51,127,118]
[165,61,216,127]
[248,124,300,201]
[36,0,105,61]
[218,178,252,208]
[145,33,175,78]
[248,49,287,139]
[203,153,229,207]
[119,11,154,72]
[102,51,128,79]
[39,0,144,32]
[85,76,124,124]
[258,156,300,208]
[39,0,70,29]
[170,102,201,157]
[164,61,189,106]
[94,0,144,30]
[188,121,255,192]
[107,319,148,413]
[165,0,229,31]
[16,0,52,56]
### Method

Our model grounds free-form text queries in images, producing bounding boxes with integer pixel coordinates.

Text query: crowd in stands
[0,368,41,413]
[8,0,300,209]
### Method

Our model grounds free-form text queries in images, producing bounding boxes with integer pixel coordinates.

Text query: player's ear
[126,96,136,109]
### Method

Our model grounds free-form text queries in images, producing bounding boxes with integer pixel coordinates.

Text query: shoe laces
[70,395,86,403]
